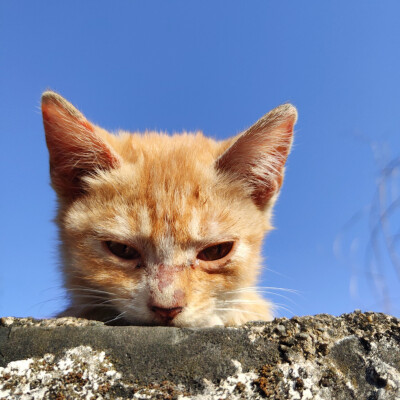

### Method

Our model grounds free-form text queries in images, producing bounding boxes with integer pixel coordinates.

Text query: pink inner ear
[42,101,120,199]
[251,175,281,208]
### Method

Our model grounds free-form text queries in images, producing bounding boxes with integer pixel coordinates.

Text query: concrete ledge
[1,312,399,399]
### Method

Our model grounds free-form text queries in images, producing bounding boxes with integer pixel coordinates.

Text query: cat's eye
[105,241,141,260]
[197,241,234,261]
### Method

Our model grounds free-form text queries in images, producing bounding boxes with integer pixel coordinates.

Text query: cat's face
[42,91,296,326]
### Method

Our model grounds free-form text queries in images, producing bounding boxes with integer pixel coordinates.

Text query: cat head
[42,91,297,326]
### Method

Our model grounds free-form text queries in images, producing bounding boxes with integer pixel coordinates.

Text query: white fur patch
[234,241,250,263]
[205,219,221,239]
[112,214,132,237]
[93,207,132,239]
[65,202,92,232]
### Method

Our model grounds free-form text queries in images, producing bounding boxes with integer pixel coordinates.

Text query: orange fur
[42,91,297,327]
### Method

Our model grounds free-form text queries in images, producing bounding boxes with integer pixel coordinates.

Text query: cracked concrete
[1,311,399,399]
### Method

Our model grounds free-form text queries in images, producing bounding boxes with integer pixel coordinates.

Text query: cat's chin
[171,314,224,328]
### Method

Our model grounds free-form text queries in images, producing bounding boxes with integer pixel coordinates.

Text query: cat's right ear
[41,91,120,199]
[216,104,297,211]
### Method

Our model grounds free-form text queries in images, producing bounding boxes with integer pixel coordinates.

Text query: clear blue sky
[1,1,400,319]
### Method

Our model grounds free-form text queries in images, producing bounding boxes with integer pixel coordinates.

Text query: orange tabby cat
[41,91,297,327]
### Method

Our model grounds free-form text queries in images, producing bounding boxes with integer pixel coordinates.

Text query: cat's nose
[151,305,183,320]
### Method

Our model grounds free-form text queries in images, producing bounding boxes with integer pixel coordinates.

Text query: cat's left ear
[216,104,297,210]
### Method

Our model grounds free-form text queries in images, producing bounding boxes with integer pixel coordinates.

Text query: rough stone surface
[0,312,399,399]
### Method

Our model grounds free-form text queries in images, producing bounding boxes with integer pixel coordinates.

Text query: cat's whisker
[272,303,295,316]
[218,300,262,305]
[264,267,290,279]
[69,291,111,299]
[33,294,68,307]
[73,294,137,308]
[226,286,299,294]
[124,303,145,313]
[71,303,118,310]
[214,308,266,318]
[29,295,69,318]
[68,286,114,296]
[103,311,127,325]
[255,292,298,306]
[223,289,299,306]
[228,290,299,302]
[269,293,297,305]
[72,296,116,306]
[68,295,113,305]
[69,291,108,298]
